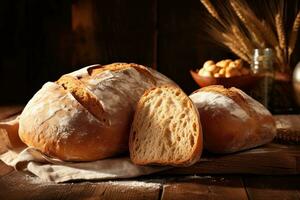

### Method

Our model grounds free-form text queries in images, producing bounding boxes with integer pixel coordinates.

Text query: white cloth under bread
[0,116,168,183]
[0,147,168,183]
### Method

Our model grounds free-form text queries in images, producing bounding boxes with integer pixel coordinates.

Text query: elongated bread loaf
[129,85,203,166]
[19,63,175,161]
[190,85,276,153]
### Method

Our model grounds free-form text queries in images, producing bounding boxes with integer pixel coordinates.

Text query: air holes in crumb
[176,136,181,141]
[193,123,197,132]
[156,90,162,95]
[164,128,171,136]
[190,135,195,146]
[164,128,172,145]
[182,100,187,107]
[190,135,195,147]
[155,99,162,107]
[167,98,173,105]
[180,113,186,119]
[175,91,180,96]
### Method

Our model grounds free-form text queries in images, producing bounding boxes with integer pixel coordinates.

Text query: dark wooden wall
[0,0,299,104]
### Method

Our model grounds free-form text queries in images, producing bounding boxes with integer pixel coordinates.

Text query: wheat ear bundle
[199,0,299,70]
[288,11,300,60]
[200,0,224,26]
[229,0,266,48]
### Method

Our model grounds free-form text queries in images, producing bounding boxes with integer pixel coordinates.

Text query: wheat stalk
[200,0,298,69]
[220,31,248,54]
[275,46,285,71]
[217,30,251,63]
[231,25,253,55]
[261,20,278,47]
[225,41,251,63]
[288,11,300,60]
[236,1,278,46]
[200,0,224,26]
[275,14,286,53]
[233,0,278,47]
[229,0,266,48]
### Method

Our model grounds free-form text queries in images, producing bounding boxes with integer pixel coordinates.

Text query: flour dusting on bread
[190,91,249,121]
[19,63,176,161]
[190,85,276,154]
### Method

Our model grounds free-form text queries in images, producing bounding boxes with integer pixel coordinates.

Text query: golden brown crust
[199,85,252,116]
[87,63,156,85]
[190,85,276,154]
[56,75,104,121]
[19,63,175,161]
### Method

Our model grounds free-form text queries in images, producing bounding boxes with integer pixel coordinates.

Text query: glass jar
[250,48,275,110]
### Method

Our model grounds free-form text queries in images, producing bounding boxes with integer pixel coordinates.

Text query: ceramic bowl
[190,70,260,89]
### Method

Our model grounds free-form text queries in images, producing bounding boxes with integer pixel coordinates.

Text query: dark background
[0,0,299,104]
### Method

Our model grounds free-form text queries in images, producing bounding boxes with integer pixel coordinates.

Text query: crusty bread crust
[56,75,104,121]
[19,63,175,161]
[88,63,157,85]
[129,85,203,166]
[190,85,276,153]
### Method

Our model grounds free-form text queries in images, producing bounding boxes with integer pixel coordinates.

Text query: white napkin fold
[0,116,169,183]
[0,147,168,183]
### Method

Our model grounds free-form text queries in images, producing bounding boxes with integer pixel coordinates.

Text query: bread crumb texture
[130,85,202,166]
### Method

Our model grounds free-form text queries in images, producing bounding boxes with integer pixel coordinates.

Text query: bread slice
[129,85,203,166]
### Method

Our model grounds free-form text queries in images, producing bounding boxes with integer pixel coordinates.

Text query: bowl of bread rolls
[191,59,260,89]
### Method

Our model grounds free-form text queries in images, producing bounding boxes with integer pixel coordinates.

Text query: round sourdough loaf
[19,63,175,161]
[189,85,276,153]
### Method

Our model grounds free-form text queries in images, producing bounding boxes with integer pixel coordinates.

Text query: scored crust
[56,75,105,121]
[19,63,176,161]
[87,63,157,85]
[129,85,203,166]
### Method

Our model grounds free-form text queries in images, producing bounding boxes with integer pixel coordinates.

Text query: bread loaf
[0,116,25,153]
[189,85,276,153]
[19,63,175,161]
[129,85,203,166]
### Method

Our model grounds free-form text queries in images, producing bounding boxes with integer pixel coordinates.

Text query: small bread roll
[203,60,215,70]
[219,68,225,75]
[206,65,220,74]
[190,85,276,154]
[234,59,243,69]
[214,73,221,78]
[226,68,241,78]
[199,69,213,77]
[201,59,248,78]
[198,68,204,75]
[228,62,236,69]
[216,60,231,68]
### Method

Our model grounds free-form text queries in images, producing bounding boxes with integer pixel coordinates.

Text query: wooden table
[1,106,300,200]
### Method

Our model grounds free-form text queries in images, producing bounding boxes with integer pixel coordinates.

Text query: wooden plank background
[0,0,300,104]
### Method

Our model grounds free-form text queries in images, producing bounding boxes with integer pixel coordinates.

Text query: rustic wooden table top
[0,106,300,200]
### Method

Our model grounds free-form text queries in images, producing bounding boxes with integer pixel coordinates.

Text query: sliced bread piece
[129,85,203,166]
